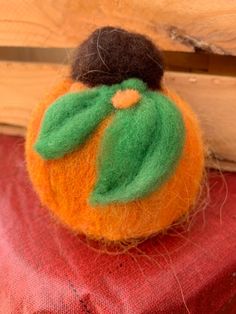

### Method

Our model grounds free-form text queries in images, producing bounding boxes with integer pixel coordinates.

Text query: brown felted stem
[71,26,164,89]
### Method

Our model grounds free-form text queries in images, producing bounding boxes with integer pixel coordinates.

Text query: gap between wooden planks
[1,47,236,77]
[0,0,236,55]
[0,61,236,168]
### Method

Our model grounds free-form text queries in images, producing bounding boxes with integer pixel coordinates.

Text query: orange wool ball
[26,79,204,242]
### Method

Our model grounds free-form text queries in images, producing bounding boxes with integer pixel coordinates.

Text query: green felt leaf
[90,91,186,205]
[34,77,185,206]
[34,86,114,159]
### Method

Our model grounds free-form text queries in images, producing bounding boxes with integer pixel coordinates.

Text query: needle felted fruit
[26,27,204,242]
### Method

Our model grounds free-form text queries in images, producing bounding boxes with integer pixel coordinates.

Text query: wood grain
[0,124,25,137]
[0,0,235,54]
[0,62,67,127]
[207,158,236,172]
[165,72,236,164]
[0,61,236,169]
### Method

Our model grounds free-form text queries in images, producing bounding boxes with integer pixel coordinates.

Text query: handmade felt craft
[26,27,204,242]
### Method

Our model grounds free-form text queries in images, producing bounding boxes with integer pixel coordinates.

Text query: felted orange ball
[26,27,204,242]
[26,78,204,242]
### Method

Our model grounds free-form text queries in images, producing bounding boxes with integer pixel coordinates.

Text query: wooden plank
[207,158,236,172]
[0,61,236,169]
[0,62,67,126]
[0,0,236,54]
[0,124,25,137]
[165,72,236,165]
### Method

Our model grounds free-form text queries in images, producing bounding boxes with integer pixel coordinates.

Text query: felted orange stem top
[26,79,204,242]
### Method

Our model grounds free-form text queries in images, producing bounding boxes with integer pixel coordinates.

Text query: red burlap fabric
[0,134,235,314]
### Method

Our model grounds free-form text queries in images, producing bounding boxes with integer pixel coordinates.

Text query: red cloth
[0,134,236,314]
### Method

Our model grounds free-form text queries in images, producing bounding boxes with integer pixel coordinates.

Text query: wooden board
[165,72,236,164]
[1,62,236,169]
[0,124,25,137]
[207,158,236,172]
[0,62,67,126]
[0,0,236,54]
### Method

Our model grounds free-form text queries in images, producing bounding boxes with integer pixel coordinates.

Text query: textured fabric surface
[1,134,236,313]
[26,80,203,241]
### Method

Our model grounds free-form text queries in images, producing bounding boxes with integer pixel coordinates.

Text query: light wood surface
[0,61,236,168]
[0,0,236,54]
[0,125,25,137]
[207,158,236,172]
[165,72,236,165]
[0,62,67,126]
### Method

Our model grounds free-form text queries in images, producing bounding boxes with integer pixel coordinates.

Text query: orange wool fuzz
[69,81,88,93]
[112,89,141,109]
[26,80,204,242]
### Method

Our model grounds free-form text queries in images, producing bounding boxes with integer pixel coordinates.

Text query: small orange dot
[112,89,141,109]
